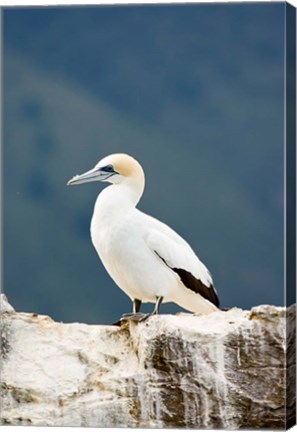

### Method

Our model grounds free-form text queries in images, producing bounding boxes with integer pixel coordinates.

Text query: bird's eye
[102,164,114,173]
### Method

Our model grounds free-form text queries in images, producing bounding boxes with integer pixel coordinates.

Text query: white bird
[68,154,219,321]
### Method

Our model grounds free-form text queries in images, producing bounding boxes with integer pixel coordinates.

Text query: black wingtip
[172,268,220,308]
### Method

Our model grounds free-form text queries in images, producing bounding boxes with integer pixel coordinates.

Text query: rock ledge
[0,294,295,428]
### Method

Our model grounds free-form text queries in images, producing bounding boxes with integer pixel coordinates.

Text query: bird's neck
[93,182,143,225]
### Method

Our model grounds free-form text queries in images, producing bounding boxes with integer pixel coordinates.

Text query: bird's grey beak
[67,167,113,186]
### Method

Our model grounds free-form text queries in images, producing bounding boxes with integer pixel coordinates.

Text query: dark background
[3,3,285,324]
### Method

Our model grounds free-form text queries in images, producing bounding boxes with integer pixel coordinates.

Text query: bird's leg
[133,299,142,314]
[138,296,164,322]
[153,295,163,314]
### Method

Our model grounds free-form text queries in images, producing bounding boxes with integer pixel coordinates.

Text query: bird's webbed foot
[112,313,144,326]
[137,312,153,322]
[120,312,154,323]
[128,296,164,323]
[113,296,164,325]
[119,298,145,321]
[120,312,147,322]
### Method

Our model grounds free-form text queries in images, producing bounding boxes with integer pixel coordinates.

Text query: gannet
[68,154,219,320]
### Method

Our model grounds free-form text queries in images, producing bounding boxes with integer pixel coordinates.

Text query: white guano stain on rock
[0,294,295,428]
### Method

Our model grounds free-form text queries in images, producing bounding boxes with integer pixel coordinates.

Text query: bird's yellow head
[67,153,145,191]
[97,153,144,181]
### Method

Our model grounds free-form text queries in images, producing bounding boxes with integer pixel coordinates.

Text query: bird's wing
[146,227,220,307]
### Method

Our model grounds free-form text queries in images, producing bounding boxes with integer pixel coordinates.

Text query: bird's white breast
[90,197,178,302]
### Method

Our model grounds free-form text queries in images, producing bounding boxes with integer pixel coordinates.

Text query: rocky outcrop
[0,294,295,428]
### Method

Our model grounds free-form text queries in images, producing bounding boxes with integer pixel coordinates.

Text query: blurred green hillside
[3,4,284,323]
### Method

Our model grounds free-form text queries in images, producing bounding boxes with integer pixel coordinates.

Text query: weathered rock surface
[0,294,295,428]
